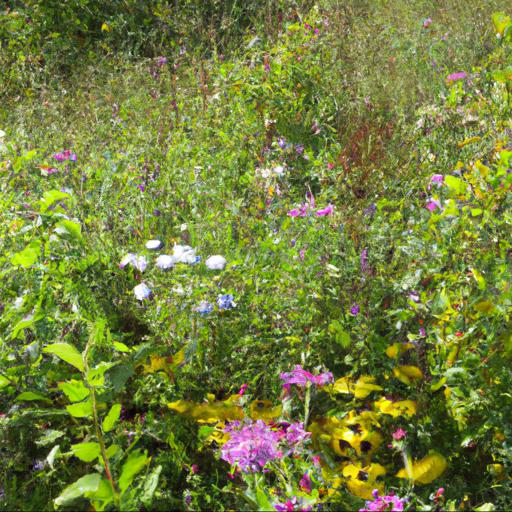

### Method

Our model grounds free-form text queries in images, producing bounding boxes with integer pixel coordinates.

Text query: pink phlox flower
[280,365,333,390]
[360,490,408,512]
[221,420,283,473]
[446,71,467,83]
[288,208,300,217]
[392,428,407,440]
[274,496,312,512]
[315,204,334,216]
[285,422,311,448]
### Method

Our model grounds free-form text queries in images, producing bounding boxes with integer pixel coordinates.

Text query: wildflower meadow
[1,1,512,510]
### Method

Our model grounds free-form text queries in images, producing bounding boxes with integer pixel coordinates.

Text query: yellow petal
[249,400,282,420]
[393,365,423,385]
[375,397,417,417]
[396,452,447,484]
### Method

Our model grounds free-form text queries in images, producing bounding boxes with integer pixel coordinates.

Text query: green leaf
[444,175,467,195]
[102,403,121,433]
[15,391,52,404]
[40,189,70,213]
[141,465,162,508]
[11,242,40,268]
[113,341,131,353]
[66,399,93,418]
[54,473,101,508]
[87,361,118,387]
[55,219,82,241]
[71,442,101,462]
[43,343,84,372]
[492,12,512,36]
[58,380,90,402]
[0,375,11,388]
[46,444,60,469]
[36,429,65,447]
[118,450,150,494]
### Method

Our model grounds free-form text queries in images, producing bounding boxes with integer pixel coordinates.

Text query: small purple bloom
[295,144,304,155]
[280,365,333,390]
[426,198,442,212]
[350,304,360,316]
[217,294,236,310]
[316,204,334,216]
[194,301,213,315]
[156,56,168,67]
[423,17,432,28]
[278,137,286,149]
[446,71,467,83]
[429,174,444,189]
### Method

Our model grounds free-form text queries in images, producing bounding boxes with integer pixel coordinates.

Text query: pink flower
[392,428,407,440]
[190,464,199,474]
[288,208,300,217]
[426,198,442,211]
[312,455,321,467]
[428,174,444,189]
[299,472,312,493]
[423,17,432,28]
[238,383,248,396]
[316,204,334,216]
[280,365,333,390]
[327,162,334,170]
[446,71,467,83]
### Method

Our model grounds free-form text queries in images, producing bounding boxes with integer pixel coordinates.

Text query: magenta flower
[316,204,334,216]
[360,490,408,512]
[238,383,248,396]
[392,428,407,440]
[446,71,467,83]
[288,208,300,217]
[299,472,312,493]
[426,198,442,211]
[274,497,312,512]
[428,174,444,190]
[52,149,76,162]
[280,365,333,390]
[221,420,284,473]
[423,17,432,28]
[284,422,311,448]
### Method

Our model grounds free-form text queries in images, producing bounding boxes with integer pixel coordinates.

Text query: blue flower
[217,294,236,310]
[194,301,213,315]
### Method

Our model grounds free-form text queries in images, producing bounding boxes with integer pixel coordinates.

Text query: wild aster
[217,294,236,310]
[205,255,227,270]
[221,420,283,472]
[133,283,151,300]
[193,301,213,315]
[278,137,286,149]
[295,144,304,155]
[350,304,360,316]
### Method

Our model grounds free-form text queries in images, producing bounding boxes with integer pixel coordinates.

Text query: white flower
[133,283,151,300]
[146,239,163,250]
[0,130,5,138]
[119,253,147,272]
[273,165,285,176]
[205,255,227,270]
[172,244,197,264]
[156,254,175,269]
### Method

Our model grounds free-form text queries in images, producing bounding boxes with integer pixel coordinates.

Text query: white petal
[134,256,147,272]
[133,283,151,300]
[156,254,175,269]
[145,239,163,250]
[205,255,226,270]
[120,253,137,269]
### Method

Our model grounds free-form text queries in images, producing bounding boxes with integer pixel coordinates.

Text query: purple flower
[288,208,300,217]
[419,327,426,337]
[193,301,213,315]
[426,198,442,212]
[278,137,286,149]
[350,304,360,316]
[280,365,333,390]
[316,204,334,216]
[295,144,304,155]
[446,71,467,83]
[217,294,236,310]
[364,203,377,216]
[156,56,168,67]
[285,422,311,448]
[274,497,312,512]
[429,174,444,189]
[299,472,312,493]
[360,490,408,512]
[423,17,432,28]
[52,149,76,162]
[392,428,407,440]
[221,420,284,472]
[360,248,369,274]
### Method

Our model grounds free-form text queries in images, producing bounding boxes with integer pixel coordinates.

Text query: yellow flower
[249,400,282,421]
[343,462,386,499]
[332,375,383,399]
[374,397,417,417]
[396,452,447,484]
[393,365,423,385]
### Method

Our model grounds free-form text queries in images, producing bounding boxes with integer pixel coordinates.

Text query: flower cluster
[279,365,333,390]
[360,489,408,512]
[53,149,77,162]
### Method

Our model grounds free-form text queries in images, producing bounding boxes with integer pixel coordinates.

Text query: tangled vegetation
[1,1,512,510]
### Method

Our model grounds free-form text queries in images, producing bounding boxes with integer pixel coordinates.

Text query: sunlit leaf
[393,365,423,385]
[249,400,282,420]
[58,380,90,402]
[396,452,447,484]
[102,403,122,433]
[375,397,417,417]
[43,343,84,372]
[71,442,101,462]
[54,473,102,507]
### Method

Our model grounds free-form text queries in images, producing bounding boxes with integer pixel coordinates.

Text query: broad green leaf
[11,242,40,268]
[102,403,121,433]
[58,380,90,402]
[0,375,11,388]
[106,444,120,458]
[54,473,101,507]
[141,465,162,508]
[71,442,101,462]
[492,12,512,36]
[118,449,150,494]
[444,175,467,195]
[87,361,118,387]
[43,343,84,372]
[46,444,60,469]
[15,391,52,404]
[40,189,70,213]
[113,341,131,352]
[55,219,82,241]
[66,399,93,418]
[36,429,64,446]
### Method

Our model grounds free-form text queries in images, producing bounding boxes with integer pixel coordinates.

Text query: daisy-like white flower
[155,254,175,269]
[133,282,151,300]
[205,255,226,270]
[146,239,163,250]
[173,244,197,264]
[119,253,147,272]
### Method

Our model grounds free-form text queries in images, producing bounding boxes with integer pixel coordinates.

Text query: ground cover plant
[1,1,512,510]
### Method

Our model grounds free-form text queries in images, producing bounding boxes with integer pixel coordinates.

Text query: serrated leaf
[43,343,84,372]
[54,473,101,507]
[71,442,101,462]
[102,403,121,433]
